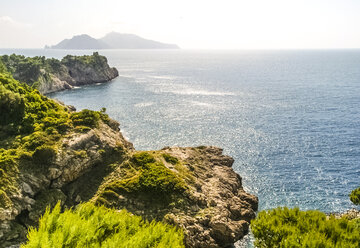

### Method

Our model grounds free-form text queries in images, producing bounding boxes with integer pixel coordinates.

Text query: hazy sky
[1,0,360,49]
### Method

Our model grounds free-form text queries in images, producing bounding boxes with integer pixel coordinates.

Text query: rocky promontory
[0,70,257,247]
[0,52,118,94]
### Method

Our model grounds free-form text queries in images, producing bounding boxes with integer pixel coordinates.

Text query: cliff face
[61,53,119,85]
[92,147,258,247]
[0,52,119,94]
[0,73,258,248]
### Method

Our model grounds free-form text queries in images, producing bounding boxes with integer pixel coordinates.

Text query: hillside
[48,34,110,50]
[49,32,180,49]
[0,73,258,247]
[0,52,118,94]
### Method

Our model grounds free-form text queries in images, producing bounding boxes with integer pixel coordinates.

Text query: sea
[1,48,359,245]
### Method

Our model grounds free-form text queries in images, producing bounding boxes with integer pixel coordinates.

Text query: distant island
[47,32,180,49]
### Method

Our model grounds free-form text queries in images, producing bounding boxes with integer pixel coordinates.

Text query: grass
[21,202,185,248]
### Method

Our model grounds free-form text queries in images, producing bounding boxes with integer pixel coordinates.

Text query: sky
[0,0,360,49]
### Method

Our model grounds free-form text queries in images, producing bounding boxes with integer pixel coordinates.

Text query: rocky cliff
[0,52,119,94]
[0,73,258,248]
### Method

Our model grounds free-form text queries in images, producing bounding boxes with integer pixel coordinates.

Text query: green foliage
[131,152,157,166]
[98,152,186,206]
[0,54,44,85]
[0,83,25,125]
[0,189,12,208]
[162,153,179,165]
[0,53,111,90]
[0,73,112,209]
[350,187,360,205]
[32,145,57,164]
[251,207,360,248]
[0,60,7,73]
[71,109,101,128]
[22,202,185,248]
[62,52,108,68]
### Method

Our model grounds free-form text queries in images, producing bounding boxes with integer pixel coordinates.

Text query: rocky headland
[0,60,257,247]
[48,32,180,50]
[0,52,118,94]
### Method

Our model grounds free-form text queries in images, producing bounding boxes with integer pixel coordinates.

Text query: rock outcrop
[91,146,258,248]
[0,52,119,94]
[0,72,258,248]
[0,118,133,247]
[1,131,258,247]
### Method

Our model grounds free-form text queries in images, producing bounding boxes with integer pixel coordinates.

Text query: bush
[350,187,360,205]
[22,202,185,248]
[99,152,186,206]
[162,153,179,165]
[70,109,100,128]
[131,152,156,166]
[251,207,360,248]
[32,145,57,164]
[0,84,25,125]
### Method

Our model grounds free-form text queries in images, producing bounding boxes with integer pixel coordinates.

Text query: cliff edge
[0,71,257,247]
[0,52,119,94]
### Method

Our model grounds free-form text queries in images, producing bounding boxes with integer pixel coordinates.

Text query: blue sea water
[1,49,359,214]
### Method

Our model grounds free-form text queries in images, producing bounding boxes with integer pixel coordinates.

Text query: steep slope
[0,73,133,247]
[0,74,257,248]
[0,52,118,94]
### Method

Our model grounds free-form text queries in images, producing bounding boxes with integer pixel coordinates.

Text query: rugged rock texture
[61,53,119,86]
[331,209,360,220]
[0,119,133,247]
[0,52,119,94]
[92,146,258,248]
[0,71,257,247]
[162,147,258,247]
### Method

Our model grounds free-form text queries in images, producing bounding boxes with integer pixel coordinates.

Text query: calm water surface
[1,49,359,214]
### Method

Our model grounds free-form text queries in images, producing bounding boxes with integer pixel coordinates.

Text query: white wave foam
[134,102,154,108]
[165,88,235,96]
[149,75,177,80]
[189,100,215,108]
[117,74,135,78]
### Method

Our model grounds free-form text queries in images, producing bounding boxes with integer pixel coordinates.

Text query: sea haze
[1,49,359,213]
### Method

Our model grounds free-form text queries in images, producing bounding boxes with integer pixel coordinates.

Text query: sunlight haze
[0,0,359,49]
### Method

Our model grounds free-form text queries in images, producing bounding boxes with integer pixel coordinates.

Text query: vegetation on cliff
[350,187,360,205]
[0,72,111,209]
[0,67,258,247]
[22,202,184,248]
[0,73,187,247]
[95,151,187,209]
[0,52,118,94]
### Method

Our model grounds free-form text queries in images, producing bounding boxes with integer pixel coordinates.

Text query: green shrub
[32,145,57,164]
[131,152,156,166]
[350,187,360,205]
[22,202,185,248]
[99,152,186,206]
[0,84,25,125]
[162,153,179,165]
[251,207,360,248]
[70,109,100,128]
